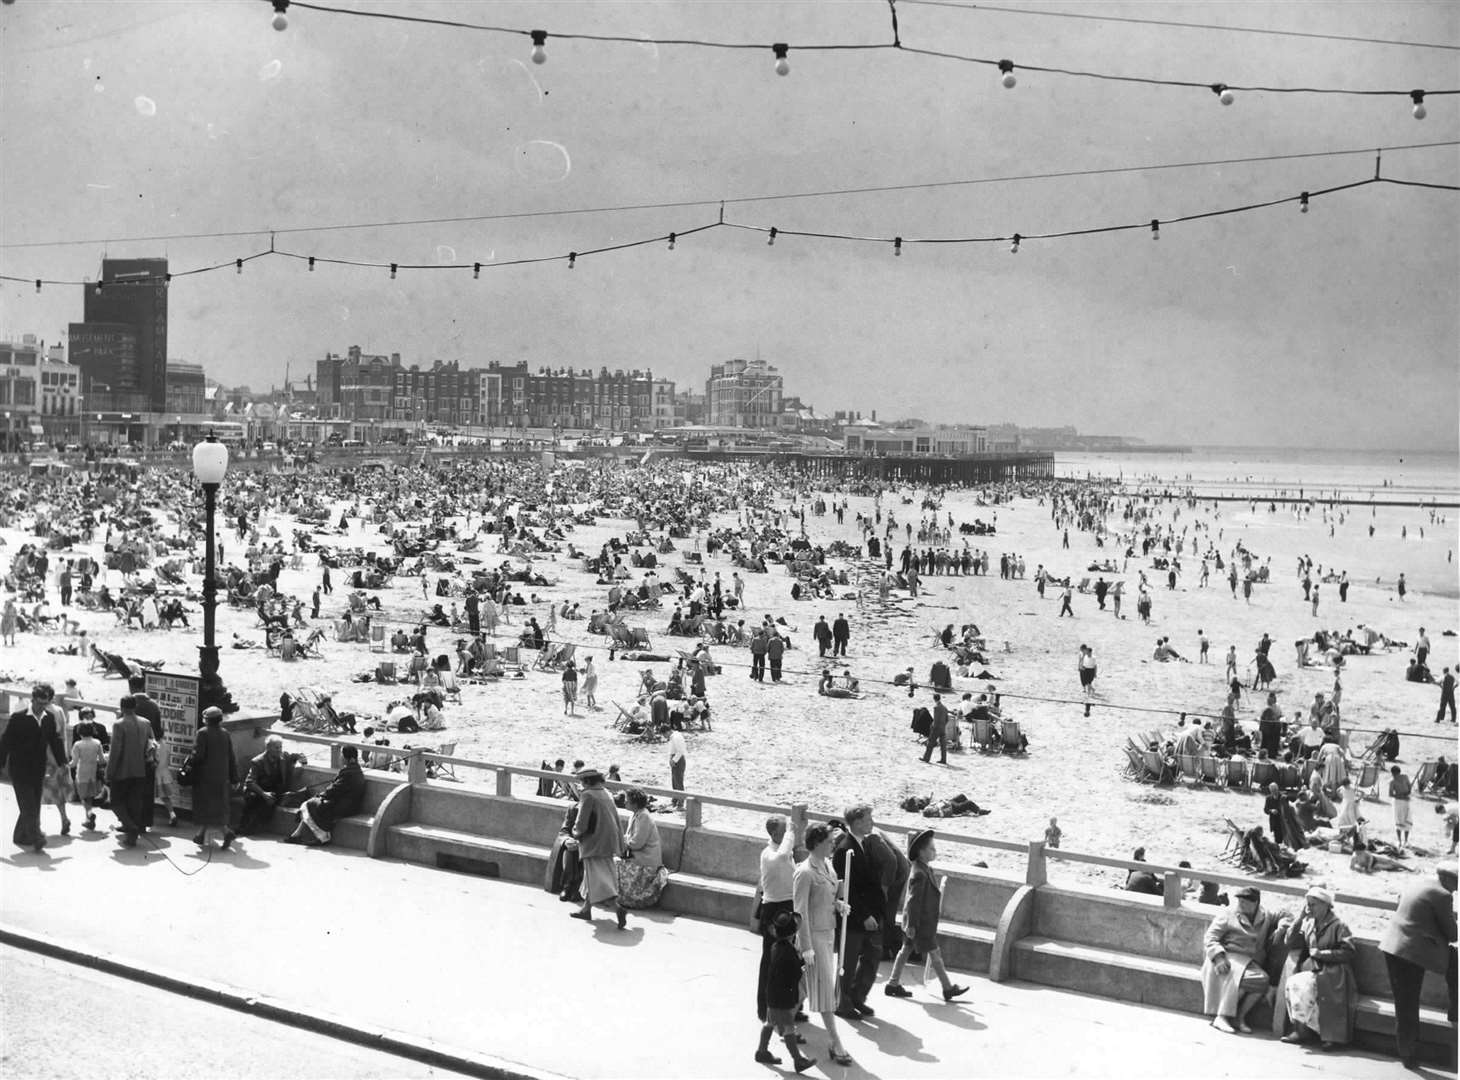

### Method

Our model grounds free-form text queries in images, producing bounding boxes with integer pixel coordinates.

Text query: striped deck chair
[1199,756,1227,788]
[1226,757,1252,791]
[1124,744,1153,782]
[1178,753,1204,786]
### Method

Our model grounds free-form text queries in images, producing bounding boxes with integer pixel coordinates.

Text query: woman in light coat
[793,823,853,1067]
[1279,885,1357,1049]
[615,788,667,920]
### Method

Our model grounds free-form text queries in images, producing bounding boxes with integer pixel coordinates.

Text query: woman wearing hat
[1200,885,1290,1034]
[191,705,239,850]
[1279,884,1357,1049]
[569,767,625,927]
[884,829,969,1002]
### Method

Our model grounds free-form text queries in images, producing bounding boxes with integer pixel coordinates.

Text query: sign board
[144,671,201,808]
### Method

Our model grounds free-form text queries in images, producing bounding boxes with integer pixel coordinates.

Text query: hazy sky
[2,1,1456,449]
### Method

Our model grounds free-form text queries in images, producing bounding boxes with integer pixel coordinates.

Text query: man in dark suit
[1379,861,1458,1068]
[922,694,949,765]
[831,614,850,657]
[813,616,833,658]
[106,695,155,847]
[0,683,67,851]
[128,675,165,828]
[832,804,886,1020]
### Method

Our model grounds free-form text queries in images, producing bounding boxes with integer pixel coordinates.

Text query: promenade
[0,800,1447,1080]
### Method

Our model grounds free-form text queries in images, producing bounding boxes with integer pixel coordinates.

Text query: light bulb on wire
[1211,83,1234,106]
[1010,233,1021,255]
[530,30,548,65]
[998,60,1016,90]
[271,0,289,31]
[1299,192,1310,214]
[1411,90,1427,120]
[767,227,777,247]
[1150,220,1160,241]
[772,43,790,77]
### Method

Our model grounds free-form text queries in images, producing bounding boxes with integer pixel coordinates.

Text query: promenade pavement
[0,797,1450,1080]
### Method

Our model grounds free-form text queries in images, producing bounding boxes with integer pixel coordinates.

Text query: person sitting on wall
[282,745,364,846]
[239,735,308,836]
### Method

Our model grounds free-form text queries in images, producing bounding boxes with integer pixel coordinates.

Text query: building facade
[165,361,208,415]
[705,357,783,428]
[75,258,169,413]
[843,423,989,455]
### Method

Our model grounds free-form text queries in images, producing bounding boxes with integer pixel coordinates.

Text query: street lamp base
[198,645,239,714]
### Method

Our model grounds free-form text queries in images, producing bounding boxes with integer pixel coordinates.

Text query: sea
[1055,446,1460,504]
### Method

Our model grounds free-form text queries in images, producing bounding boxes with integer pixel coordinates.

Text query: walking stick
[834,848,852,1010]
[923,874,948,987]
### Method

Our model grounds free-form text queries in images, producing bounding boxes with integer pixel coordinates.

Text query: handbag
[175,751,200,788]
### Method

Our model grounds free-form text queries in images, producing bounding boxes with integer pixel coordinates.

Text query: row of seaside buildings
[0,257,1075,455]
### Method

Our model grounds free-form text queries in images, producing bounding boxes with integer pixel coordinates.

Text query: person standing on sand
[1058,585,1074,618]
[1397,573,1407,601]
[580,655,598,710]
[1078,645,1097,697]
[1198,630,1210,664]
[1310,585,1320,618]
[1438,668,1457,724]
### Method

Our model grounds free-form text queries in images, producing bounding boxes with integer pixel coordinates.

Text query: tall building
[317,346,397,420]
[705,357,783,428]
[72,258,169,412]
[165,362,208,415]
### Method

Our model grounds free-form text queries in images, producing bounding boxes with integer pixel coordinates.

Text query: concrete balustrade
[3,696,1451,1068]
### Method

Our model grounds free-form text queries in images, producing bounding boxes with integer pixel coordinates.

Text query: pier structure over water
[681,448,1056,484]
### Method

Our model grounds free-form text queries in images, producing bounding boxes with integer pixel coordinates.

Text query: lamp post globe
[193,434,236,712]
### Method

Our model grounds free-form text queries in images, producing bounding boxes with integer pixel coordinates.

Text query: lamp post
[192,434,236,713]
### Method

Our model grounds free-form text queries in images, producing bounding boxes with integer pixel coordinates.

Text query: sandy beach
[2,455,1455,936]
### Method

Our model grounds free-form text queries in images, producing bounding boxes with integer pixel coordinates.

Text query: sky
[1,0,1457,450]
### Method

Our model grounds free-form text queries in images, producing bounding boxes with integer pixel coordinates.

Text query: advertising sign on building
[144,671,201,807]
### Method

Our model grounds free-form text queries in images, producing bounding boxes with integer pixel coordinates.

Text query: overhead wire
[3,140,1455,251]
[897,0,1460,53]
[274,0,1457,99]
[4,172,1456,289]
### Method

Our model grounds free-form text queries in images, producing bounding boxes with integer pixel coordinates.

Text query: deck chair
[375,660,398,684]
[1001,720,1027,754]
[971,717,997,752]
[1142,750,1168,783]
[502,645,522,669]
[430,742,459,781]
[1412,761,1438,796]
[369,623,387,652]
[1353,761,1382,800]
[102,649,136,681]
[1250,760,1278,791]
[88,642,110,674]
[1226,757,1252,791]
[1219,817,1248,864]
[1075,577,1092,593]
[1179,753,1204,785]
[533,642,564,670]
[333,618,352,642]
[628,627,651,648]
[1199,756,1227,788]
[1124,744,1152,782]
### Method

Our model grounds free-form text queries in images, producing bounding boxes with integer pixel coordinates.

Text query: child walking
[884,829,970,1001]
[757,911,816,1073]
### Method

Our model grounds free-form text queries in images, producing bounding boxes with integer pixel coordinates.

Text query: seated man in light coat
[1201,885,1293,1034]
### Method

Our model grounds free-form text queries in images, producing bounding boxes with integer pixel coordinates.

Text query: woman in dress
[191,706,239,850]
[561,660,578,716]
[615,788,667,926]
[579,655,598,710]
[793,822,853,1067]
[1279,885,1357,1050]
[1,596,16,646]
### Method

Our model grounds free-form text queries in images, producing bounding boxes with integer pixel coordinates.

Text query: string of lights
[4,173,1454,291]
[898,0,1460,53]
[4,140,1454,251]
[258,0,1457,109]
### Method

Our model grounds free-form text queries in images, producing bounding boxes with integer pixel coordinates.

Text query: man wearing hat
[1379,860,1458,1068]
[568,767,625,927]
[884,828,969,1002]
[1198,885,1291,1035]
